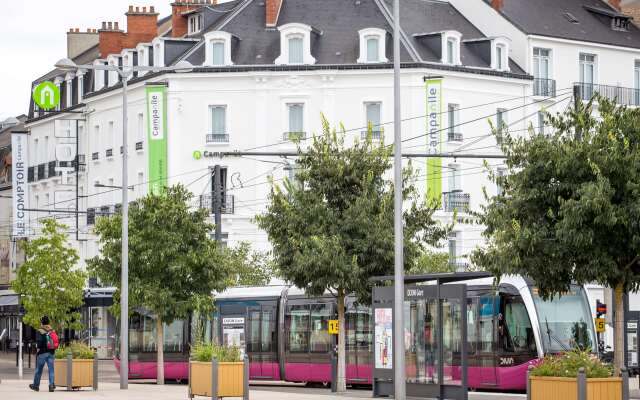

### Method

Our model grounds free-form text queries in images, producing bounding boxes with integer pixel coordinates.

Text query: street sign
[32,81,60,110]
[595,318,606,333]
[328,319,339,335]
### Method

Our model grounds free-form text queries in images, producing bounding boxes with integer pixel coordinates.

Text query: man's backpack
[46,330,59,350]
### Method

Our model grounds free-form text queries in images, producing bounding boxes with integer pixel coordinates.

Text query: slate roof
[484,0,640,49]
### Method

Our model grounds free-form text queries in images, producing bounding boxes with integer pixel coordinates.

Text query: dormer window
[275,23,317,65]
[358,28,388,64]
[491,38,510,72]
[441,31,462,65]
[188,14,203,35]
[152,38,165,67]
[204,31,234,66]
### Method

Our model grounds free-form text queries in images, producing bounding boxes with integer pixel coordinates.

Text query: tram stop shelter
[371,272,492,400]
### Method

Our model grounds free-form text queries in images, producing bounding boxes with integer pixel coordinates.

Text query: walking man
[29,316,58,392]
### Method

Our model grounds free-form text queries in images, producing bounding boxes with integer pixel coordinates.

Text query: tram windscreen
[532,286,596,353]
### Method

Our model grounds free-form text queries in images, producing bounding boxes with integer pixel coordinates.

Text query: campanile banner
[425,78,443,204]
[11,132,29,237]
[146,84,168,195]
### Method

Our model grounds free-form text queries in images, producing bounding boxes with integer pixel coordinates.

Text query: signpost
[595,318,606,333]
[32,81,60,110]
[328,319,339,335]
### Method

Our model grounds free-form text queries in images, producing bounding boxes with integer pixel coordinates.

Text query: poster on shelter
[374,308,393,369]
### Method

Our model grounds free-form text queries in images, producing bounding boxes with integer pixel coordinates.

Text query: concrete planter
[54,354,98,391]
[188,356,249,399]
[528,367,628,400]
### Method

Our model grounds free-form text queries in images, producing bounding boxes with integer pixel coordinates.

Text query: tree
[88,184,229,384]
[407,250,454,275]
[224,242,272,287]
[473,96,640,374]
[256,118,449,392]
[12,218,85,331]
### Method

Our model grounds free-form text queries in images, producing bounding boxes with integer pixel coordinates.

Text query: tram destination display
[374,308,393,369]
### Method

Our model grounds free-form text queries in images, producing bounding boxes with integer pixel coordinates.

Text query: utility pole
[574,84,582,141]
[392,0,406,398]
[212,165,222,242]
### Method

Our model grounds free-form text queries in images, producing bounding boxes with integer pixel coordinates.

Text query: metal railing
[86,208,96,225]
[575,82,640,106]
[448,132,463,142]
[533,78,556,97]
[206,134,230,143]
[92,152,99,161]
[442,190,470,212]
[198,194,235,214]
[360,130,383,140]
[106,148,113,158]
[283,131,306,141]
[135,141,143,150]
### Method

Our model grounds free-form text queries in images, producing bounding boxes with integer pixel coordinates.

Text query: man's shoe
[28,384,39,392]
[48,385,55,392]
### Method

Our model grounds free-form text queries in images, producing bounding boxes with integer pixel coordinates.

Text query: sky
[0,1,177,120]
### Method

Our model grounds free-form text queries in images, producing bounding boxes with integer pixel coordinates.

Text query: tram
[115,275,596,390]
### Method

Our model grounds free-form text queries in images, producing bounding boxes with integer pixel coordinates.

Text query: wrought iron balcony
[442,190,470,212]
[92,152,99,161]
[198,194,235,214]
[135,141,143,151]
[106,148,113,158]
[86,208,95,225]
[533,78,556,97]
[575,82,640,106]
[360,130,383,140]
[283,131,306,141]
[206,133,230,143]
[448,132,463,142]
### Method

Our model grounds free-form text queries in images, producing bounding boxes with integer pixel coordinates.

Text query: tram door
[247,306,277,379]
[478,296,497,386]
[346,306,372,382]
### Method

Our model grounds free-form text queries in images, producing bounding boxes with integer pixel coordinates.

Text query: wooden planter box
[189,360,246,398]
[530,375,622,400]
[54,356,97,390]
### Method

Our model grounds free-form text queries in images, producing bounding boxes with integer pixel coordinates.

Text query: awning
[0,295,18,307]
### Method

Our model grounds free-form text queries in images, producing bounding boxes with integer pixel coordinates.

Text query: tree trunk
[614,283,625,375]
[157,316,165,385]
[337,291,347,393]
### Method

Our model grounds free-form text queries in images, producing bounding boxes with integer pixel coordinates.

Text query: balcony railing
[533,78,556,97]
[37,164,45,181]
[86,208,96,225]
[448,132,463,142]
[106,148,113,158]
[206,134,230,143]
[92,152,99,161]
[135,141,143,151]
[283,131,306,141]
[198,194,235,214]
[575,82,640,106]
[442,190,470,212]
[360,130,383,140]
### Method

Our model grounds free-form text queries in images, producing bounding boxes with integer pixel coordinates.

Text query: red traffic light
[596,300,607,315]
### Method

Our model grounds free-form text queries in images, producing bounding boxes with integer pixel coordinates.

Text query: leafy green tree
[407,250,454,274]
[257,118,449,392]
[224,242,272,287]
[473,96,640,373]
[12,218,85,330]
[88,185,229,384]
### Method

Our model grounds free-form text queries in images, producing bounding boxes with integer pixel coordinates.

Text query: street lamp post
[54,58,193,389]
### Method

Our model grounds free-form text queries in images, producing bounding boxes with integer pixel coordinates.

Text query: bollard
[188,358,193,399]
[577,367,586,400]
[331,350,337,393]
[210,356,218,400]
[243,355,249,400]
[526,364,533,400]
[28,343,31,369]
[622,367,629,400]
[92,352,98,391]
[66,354,73,391]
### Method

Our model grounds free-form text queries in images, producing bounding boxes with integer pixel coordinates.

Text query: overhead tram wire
[238,86,575,153]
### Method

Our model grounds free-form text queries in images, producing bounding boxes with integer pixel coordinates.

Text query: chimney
[98,21,125,58]
[491,0,504,11]
[266,0,283,27]
[67,27,100,59]
[124,4,159,48]
[171,1,202,38]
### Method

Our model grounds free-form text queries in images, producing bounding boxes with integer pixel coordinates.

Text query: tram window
[248,311,261,353]
[502,297,536,353]
[286,304,309,352]
[310,303,331,353]
[478,296,498,354]
[164,320,184,353]
[261,310,274,352]
[467,298,477,354]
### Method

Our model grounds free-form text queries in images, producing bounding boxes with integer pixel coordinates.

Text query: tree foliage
[407,251,454,275]
[12,218,85,330]
[473,96,640,372]
[224,242,272,287]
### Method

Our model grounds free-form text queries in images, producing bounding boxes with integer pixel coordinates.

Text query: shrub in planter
[189,343,245,398]
[54,341,97,390]
[529,348,620,400]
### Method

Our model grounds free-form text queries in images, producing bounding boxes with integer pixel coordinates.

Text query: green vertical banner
[425,78,443,205]
[146,84,168,194]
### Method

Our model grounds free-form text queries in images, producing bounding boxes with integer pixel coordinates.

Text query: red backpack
[46,330,59,350]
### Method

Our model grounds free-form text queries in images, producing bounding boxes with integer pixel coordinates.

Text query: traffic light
[596,300,607,317]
